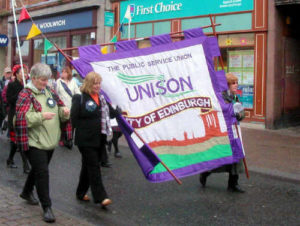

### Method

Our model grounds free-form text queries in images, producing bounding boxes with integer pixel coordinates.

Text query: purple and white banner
[72,28,244,183]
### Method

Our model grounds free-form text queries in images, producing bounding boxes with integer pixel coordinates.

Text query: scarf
[15,86,72,151]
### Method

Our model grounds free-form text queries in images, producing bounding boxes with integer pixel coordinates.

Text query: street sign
[104,11,114,27]
[0,34,9,47]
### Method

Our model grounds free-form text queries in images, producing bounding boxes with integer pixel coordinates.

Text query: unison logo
[116,73,195,102]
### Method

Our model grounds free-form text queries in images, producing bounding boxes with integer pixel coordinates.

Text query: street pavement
[0,123,299,225]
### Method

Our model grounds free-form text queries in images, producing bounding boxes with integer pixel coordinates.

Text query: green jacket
[25,82,69,150]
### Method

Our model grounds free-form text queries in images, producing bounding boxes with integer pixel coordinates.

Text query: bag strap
[60,80,73,98]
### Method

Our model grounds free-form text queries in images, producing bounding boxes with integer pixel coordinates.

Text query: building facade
[1,0,299,129]
[0,0,112,74]
[111,0,268,125]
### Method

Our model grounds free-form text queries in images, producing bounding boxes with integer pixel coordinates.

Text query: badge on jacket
[47,98,56,108]
[86,100,97,112]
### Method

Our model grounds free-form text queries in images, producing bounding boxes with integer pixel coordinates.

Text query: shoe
[43,207,56,223]
[6,159,18,169]
[227,184,245,193]
[23,168,30,174]
[20,192,39,205]
[64,140,73,149]
[101,198,112,207]
[199,172,210,187]
[114,152,122,158]
[77,194,90,202]
[227,174,245,193]
[101,162,112,168]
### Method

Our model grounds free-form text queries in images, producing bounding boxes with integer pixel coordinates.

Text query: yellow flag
[101,46,108,54]
[26,23,41,40]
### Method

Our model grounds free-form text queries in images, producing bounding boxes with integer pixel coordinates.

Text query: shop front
[7,0,106,75]
[111,0,267,123]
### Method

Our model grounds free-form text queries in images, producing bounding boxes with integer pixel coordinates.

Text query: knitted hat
[12,64,28,76]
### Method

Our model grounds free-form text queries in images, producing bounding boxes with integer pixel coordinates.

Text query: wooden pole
[130,125,182,185]
[54,23,221,52]
[209,14,224,70]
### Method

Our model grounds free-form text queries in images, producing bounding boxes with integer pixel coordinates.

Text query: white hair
[30,63,52,79]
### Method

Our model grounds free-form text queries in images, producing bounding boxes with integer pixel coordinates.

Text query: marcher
[199,72,245,193]
[55,66,80,149]
[1,67,13,131]
[72,73,82,87]
[1,67,12,88]
[0,67,12,130]
[6,64,30,173]
[15,63,70,223]
[71,71,120,207]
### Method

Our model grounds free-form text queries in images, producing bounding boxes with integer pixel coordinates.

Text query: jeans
[22,147,54,209]
[77,146,107,203]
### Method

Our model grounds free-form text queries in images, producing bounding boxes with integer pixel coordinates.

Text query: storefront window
[218,33,254,47]
[216,34,255,109]
[36,36,66,74]
[181,17,212,33]
[71,33,93,58]
[33,39,43,65]
[154,21,171,35]
[15,40,29,58]
[121,24,136,40]
[136,23,152,38]
[219,47,254,109]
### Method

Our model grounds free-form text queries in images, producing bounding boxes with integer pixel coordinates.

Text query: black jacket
[71,93,117,148]
[6,79,23,130]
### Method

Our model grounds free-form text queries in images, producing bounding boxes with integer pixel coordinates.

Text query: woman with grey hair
[15,63,70,223]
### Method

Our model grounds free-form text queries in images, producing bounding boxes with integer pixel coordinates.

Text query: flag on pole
[26,23,41,40]
[119,24,124,34]
[111,35,117,43]
[124,5,132,22]
[44,39,53,55]
[18,7,31,24]
[101,46,108,54]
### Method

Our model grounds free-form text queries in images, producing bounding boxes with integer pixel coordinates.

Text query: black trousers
[22,147,54,209]
[77,146,108,203]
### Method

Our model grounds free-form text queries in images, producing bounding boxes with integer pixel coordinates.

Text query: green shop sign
[120,0,253,23]
[105,11,115,27]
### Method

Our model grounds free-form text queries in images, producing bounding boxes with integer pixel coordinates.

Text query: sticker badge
[86,100,97,112]
[47,98,56,108]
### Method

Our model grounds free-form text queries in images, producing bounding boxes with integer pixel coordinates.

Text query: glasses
[230,81,238,85]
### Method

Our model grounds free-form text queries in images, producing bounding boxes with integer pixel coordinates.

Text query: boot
[20,192,39,205]
[43,207,56,223]
[199,172,210,187]
[112,134,122,158]
[114,151,122,158]
[7,141,17,168]
[227,174,245,193]
[20,151,30,174]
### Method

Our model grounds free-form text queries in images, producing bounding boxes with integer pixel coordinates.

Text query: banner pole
[57,23,222,52]
[209,14,224,70]
[234,123,250,179]
[131,128,182,185]
[11,0,26,86]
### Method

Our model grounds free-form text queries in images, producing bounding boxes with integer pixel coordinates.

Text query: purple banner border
[73,35,245,183]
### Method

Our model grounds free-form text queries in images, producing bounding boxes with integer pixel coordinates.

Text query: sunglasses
[230,81,238,85]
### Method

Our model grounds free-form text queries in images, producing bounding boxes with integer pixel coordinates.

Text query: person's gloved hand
[116,106,122,115]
